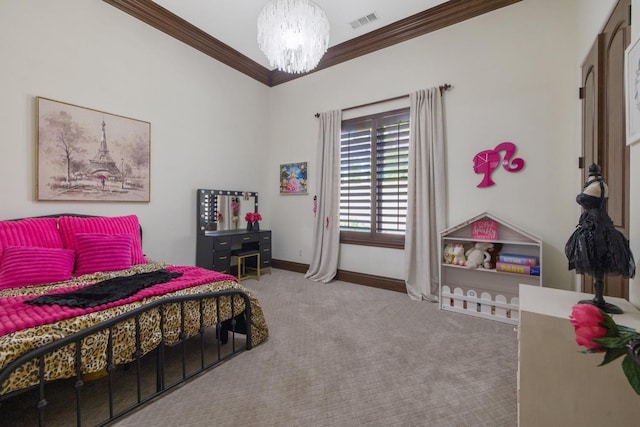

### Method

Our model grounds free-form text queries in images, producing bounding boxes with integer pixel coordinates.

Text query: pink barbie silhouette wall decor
[473,142,524,187]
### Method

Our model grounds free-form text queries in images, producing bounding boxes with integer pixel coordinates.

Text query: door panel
[580,36,602,295]
[602,0,630,299]
[580,0,631,299]
[581,36,602,183]
[603,12,629,230]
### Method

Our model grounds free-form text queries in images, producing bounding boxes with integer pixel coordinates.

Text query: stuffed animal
[465,242,494,268]
[484,242,503,269]
[452,244,466,265]
[443,244,455,264]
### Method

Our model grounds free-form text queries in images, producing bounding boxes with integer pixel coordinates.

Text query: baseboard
[272,259,406,294]
[272,259,309,273]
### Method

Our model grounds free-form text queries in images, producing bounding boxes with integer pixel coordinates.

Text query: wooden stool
[231,249,260,281]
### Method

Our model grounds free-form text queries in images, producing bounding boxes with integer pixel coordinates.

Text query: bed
[0,214,269,426]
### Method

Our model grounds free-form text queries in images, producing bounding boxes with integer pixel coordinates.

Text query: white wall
[267,0,580,289]
[576,0,619,60]
[0,0,270,266]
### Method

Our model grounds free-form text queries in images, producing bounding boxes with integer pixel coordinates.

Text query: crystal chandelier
[257,0,330,74]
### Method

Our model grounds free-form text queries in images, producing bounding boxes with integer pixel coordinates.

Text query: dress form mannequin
[565,164,635,314]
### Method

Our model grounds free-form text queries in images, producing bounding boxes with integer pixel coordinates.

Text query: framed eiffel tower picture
[36,97,151,202]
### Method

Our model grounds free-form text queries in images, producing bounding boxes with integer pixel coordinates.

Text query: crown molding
[104,0,521,87]
[103,0,272,85]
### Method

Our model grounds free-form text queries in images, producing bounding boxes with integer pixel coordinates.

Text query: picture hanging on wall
[625,36,640,145]
[280,162,308,195]
[37,97,151,202]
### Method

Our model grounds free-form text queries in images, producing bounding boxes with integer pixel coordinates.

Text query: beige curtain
[404,88,446,300]
[305,110,342,283]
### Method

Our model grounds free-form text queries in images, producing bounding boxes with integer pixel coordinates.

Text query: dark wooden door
[581,36,602,176]
[580,36,601,296]
[580,0,631,299]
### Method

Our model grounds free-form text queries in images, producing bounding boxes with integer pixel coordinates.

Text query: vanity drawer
[260,245,271,260]
[261,257,272,269]
[212,250,231,273]
[214,236,232,250]
[259,231,272,268]
[233,233,259,245]
[260,231,271,251]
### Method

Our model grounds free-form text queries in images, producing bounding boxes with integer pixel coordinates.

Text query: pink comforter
[0,266,236,337]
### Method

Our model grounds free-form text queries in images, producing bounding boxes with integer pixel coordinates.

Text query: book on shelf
[496,262,540,276]
[498,253,539,266]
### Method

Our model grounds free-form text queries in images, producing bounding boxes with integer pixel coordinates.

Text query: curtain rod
[314,84,451,118]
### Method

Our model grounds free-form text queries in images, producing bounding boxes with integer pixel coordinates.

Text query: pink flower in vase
[245,212,262,223]
[568,303,640,395]
[569,304,607,351]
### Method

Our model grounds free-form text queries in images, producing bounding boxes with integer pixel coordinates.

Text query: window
[340,108,409,248]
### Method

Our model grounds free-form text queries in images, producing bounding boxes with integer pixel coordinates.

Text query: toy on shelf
[465,242,493,268]
[452,244,466,265]
[485,242,503,269]
[443,243,455,264]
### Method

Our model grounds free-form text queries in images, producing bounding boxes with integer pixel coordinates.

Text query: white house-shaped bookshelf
[439,212,542,325]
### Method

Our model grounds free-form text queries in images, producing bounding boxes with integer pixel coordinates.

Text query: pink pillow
[74,233,133,276]
[58,215,146,265]
[0,246,75,290]
[0,218,63,266]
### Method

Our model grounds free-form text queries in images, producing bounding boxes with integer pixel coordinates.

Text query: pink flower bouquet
[569,304,640,394]
[244,212,262,223]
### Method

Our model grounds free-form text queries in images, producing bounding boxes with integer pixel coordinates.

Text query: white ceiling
[151,0,449,69]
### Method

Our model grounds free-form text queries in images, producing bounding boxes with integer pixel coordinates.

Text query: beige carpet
[1,269,518,426]
[114,269,518,427]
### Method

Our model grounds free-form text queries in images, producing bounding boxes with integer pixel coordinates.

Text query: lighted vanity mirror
[197,189,258,232]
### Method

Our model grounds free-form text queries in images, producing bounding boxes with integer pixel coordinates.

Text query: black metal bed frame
[0,289,252,426]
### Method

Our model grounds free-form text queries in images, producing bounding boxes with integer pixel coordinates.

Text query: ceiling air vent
[349,12,379,30]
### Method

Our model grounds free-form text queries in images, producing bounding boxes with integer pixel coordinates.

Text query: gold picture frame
[37,97,151,202]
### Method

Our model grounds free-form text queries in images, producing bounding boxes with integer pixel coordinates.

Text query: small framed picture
[625,36,640,145]
[280,162,307,195]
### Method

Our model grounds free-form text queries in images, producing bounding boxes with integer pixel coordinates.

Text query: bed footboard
[0,289,252,427]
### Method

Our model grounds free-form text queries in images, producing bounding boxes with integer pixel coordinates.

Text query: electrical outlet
[298,249,303,257]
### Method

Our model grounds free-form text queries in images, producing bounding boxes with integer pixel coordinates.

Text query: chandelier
[257,0,330,74]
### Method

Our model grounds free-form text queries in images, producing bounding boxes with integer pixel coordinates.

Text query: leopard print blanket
[0,261,268,397]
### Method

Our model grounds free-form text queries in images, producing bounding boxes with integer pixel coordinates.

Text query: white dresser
[518,284,640,426]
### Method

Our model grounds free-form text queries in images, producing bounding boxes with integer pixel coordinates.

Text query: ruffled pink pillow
[58,215,146,265]
[0,246,75,290]
[0,218,63,266]
[74,233,133,276]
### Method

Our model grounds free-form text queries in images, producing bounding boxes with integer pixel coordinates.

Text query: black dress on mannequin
[565,164,635,313]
